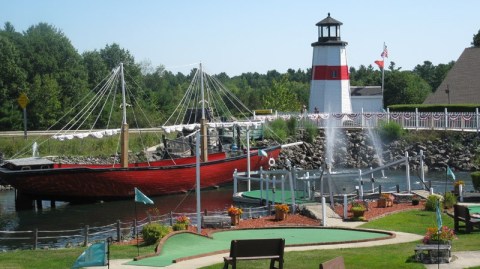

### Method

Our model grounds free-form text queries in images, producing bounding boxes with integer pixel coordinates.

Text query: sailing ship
[0,63,281,202]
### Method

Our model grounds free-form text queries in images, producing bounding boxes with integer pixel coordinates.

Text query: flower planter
[351,209,365,219]
[377,198,392,208]
[230,215,240,226]
[275,210,287,221]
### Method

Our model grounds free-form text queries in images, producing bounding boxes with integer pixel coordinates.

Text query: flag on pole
[259,149,268,157]
[134,187,154,204]
[72,241,107,268]
[381,44,388,58]
[374,60,384,69]
[436,200,443,232]
[446,166,456,180]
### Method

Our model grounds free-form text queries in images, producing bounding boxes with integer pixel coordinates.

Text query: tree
[473,29,480,47]
[384,71,431,106]
[413,61,454,92]
[263,75,301,112]
[22,23,88,128]
[0,34,26,130]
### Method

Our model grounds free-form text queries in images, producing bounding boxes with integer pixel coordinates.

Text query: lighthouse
[309,13,352,113]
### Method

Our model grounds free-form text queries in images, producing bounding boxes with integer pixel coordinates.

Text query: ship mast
[199,63,208,162]
[120,63,129,168]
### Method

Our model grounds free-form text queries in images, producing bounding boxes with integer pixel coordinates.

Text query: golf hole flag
[72,241,107,268]
[447,166,456,180]
[134,187,154,204]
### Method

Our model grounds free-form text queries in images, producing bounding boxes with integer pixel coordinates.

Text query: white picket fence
[254,108,480,132]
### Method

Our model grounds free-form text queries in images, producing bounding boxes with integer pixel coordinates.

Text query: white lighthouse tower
[309,13,352,113]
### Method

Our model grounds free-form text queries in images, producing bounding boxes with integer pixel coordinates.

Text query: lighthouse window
[321,26,328,37]
[331,70,338,78]
[330,26,338,37]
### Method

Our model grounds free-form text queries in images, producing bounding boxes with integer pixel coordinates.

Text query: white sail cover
[52,129,121,141]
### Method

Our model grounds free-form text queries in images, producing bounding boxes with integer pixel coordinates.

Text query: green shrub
[141,223,171,245]
[471,171,480,191]
[303,121,318,143]
[264,119,288,142]
[172,223,187,231]
[443,192,457,209]
[377,121,405,142]
[424,195,443,211]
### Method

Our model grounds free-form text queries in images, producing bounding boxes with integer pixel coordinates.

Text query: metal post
[195,131,201,234]
[233,169,238,194]
[246,128,251,191]
[84,225,89,247]
[321,197,327,227]
[420,150,426,190]
[358,169,364,200]
[459,184,463,202]
[405,151,411,193]
[33,228,38,250]
[343,194,348,220]
[116,220,121,242]
[23,108,27,139]
[288,171,296,214]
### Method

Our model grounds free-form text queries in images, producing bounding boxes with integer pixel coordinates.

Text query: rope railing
[0,207,272,251]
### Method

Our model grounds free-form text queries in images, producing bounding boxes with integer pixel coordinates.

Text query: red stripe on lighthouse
[312,65,349,80]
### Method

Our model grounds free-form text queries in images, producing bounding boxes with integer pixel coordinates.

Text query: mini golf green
[469,205,480,214]
[128,227,392,267]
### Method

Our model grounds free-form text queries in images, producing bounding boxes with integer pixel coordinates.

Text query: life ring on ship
[268,158,276,166]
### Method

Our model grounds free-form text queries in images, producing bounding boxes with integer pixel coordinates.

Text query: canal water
[0,170,473,233]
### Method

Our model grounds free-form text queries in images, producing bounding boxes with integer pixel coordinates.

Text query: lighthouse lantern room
[309,13,352,113]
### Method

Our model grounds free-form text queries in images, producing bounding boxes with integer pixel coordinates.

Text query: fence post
[387,108,390,123]
[169,211,174,226]
[343,194,348,220]
[83,225,89,247]
[476,108,479,134]
[116,220,121,242]
[415,108,419,130]
[33,228,38,250]
[445,108,448,130]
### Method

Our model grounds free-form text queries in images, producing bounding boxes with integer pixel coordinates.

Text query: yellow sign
[17,93,29,109]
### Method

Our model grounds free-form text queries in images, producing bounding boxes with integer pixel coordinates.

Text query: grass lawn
[200,209,480,269]
[0,209,478,268]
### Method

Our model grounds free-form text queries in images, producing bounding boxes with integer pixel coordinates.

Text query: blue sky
[1,0,478,76]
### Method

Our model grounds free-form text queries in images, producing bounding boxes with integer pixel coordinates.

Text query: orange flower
[227,205,243,216]
[275,204,290,213]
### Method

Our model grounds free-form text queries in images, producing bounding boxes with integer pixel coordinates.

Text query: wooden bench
[454,204,480,233]
[223,238,285,269]
[319,256,345,269]
[202,215,231,229]
[414,244,451,264]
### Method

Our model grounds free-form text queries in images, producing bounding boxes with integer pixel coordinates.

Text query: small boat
[0,63,281,202]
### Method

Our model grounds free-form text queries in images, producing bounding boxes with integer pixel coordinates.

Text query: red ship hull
[0,147,281,202]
